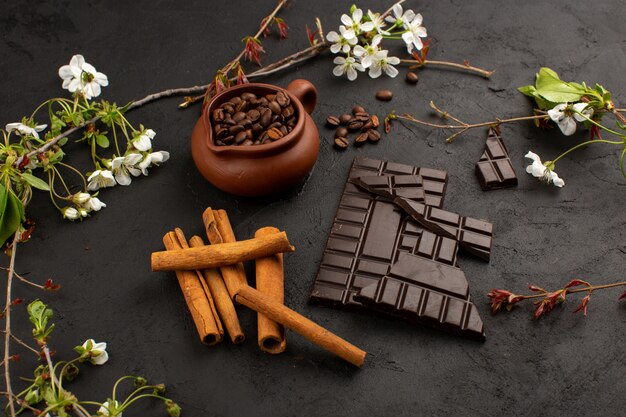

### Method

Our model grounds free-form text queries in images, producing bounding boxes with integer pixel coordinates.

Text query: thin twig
[382,0,405,18]
[3,233,20,417]
[400,58,494,78]
[43,345,60,387]
[0,267,44,290]
[0,330,39,355]
[516,281,626,301]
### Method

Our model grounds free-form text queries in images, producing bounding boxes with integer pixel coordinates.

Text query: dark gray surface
[1,1,625,416]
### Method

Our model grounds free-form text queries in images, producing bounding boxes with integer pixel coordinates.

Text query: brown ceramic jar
[190,79,320,197]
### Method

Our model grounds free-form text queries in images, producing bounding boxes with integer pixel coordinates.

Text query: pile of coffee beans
[326,105,381,150]
[211,91,297,146]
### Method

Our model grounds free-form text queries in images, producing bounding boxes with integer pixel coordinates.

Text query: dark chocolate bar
[350,175,425,202]
[354,252,485,340]
[346,157,448,208]
[475,127,518,190]
[394,198,493,262]
[310,157,455,310]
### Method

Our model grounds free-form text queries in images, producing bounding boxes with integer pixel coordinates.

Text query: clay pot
[191,79,319,197]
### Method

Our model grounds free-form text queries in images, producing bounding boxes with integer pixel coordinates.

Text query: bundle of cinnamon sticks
[151,208,366,367]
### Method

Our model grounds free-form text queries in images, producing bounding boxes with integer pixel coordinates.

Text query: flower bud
[72,192,91,204]
[134,376,147,388]
[165,400,181,417]
[153,383,166,395]
[62,207,79,220]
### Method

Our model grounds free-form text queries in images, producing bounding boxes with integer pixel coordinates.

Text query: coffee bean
[271,114,281,123]
[354,112,370,122]
[326,116,340,126]
[368,129,381,142]
[352,105,366,114]
[361,121,374,131]
[265,93,276,101]
[282,105,295,119]
[286,118,296,128]
[375,90,393,101]
[222,135,234,145]
[260,108,272,127]
[258,97,269,106]
[276,91,290,107]
[355,132,369,145]
[229,125,244,135]
[348,120,364,131]
[269,100,282,115]
[268,121,282,130]
[267,127,284,140]
[241,92,257,101]
[213,109,225,122]
[235,131,248,144]
[370,115,380,128]
[242,139,254,146]
[280,126,289,136]
[247,109,260,122]
[335,127,348,138]
[222,104,235,114]
[223,115,236,125]
[406,71,419,84]
[233,111,246,122]
[339,113,353,125]
[215,126,228,138]
[259,132,269,142]
[229,96,242,105]
[251,123,263,136]
[240,118,252,128]
[235,100,248,112]
[334,137,349,149]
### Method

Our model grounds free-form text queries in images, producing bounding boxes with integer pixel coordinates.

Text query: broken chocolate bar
[354,252,485,340]
[350,175,425,202]
[475,127,518,190]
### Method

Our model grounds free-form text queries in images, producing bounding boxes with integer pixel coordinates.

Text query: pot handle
[287,79,317,115]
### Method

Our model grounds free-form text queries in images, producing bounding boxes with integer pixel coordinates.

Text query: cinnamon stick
[234,285,367,367]
[254,227,286,354]
[162,231,223,346]
[189,235,245,344]
[151,232,295,271]
[202,208,248,298]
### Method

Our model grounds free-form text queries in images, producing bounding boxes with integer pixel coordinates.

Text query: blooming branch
[488,278,626,319]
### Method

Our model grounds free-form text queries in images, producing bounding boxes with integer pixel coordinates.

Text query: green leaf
[21,173,50,191]
[534,67,586,103]
[95,134,110,148]
[0,190,24,247]
[517,85,537,97]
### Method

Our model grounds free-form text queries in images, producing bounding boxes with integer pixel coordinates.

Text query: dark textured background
[1,1,625,416]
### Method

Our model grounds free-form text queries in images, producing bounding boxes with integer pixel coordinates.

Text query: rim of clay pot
[203,83,304,156]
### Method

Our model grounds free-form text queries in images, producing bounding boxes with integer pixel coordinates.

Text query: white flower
[367,50,400,78]
[72,192,91,204]
[81,339,109,365]
[525,151,565,187]
[87,170,116,191]
[332,56,365,81]
[341,8,374,37]
[353,35,383,68]
[401,13,428,53]
[62,207,80,220]
[367,10,389,35]
[58,54,108,99]
[385,4,415,26]
[111,153,143,186]
[98,400,120,416]
[547,103,593,136]
[5,122,47,139]
[138,151,170,175]
[326,26,358,54]
[132,128,156,151]
[85,196,106,212]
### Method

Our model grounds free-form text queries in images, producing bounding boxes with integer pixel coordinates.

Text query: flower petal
[558,117,577,136]
[340,14,353,26]
[524,151,541,163]
[347,67,358,81]
[550,171,565,187]
[333,65,345,77]
[326,31,340,42]
[384,64,399,78]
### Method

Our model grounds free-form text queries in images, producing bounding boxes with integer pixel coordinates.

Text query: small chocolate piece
[406,71,419,84]
[335,127,348,138]
[352,175,425,202]
[394,198,493,262]
[354,253,485,341]
[339,113,353,125]
[352,105,366,114]
[475,127,518,190]
[334,137,349,149]
[375,90,393,101]
[326,116,341,126]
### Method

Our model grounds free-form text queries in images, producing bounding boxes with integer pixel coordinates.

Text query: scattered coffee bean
[326,115,341,126]
[368,129,381,142]
[370,115,380,128]
[211,90,297,146]
[375,89,393,101]
[339,113,353,125]
[355,132,369,145]
[354,112,370,122]
[334,137,349,149]
[352,105,366,114]
[406,71,419,84]
[348,120,364,131]
[335,127,348,138]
